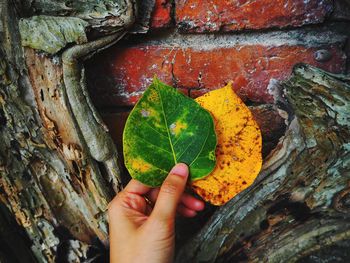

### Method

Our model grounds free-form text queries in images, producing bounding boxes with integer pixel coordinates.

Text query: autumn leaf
[123,78,217,187]
[192,83,262,206]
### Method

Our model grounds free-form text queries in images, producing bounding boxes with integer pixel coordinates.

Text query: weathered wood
[176,64,350,263]
[0,0,136,261]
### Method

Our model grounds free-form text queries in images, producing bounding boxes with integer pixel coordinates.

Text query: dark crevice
[40,89,44,101]
[267,196,312,222]
[0,203,36,263]
[260,219,269,230]
[86,238,109,263]
[71,160,80,176]
[217,240,250,263]
[0,108,7,130]
[10,140,22,161]
[54,226,76,263]
[22,170,32,181]
[243,99,266,107]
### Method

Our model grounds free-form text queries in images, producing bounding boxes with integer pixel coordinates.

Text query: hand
[108,163,205,263]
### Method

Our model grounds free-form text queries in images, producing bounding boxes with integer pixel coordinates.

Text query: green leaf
[123,78,217,187]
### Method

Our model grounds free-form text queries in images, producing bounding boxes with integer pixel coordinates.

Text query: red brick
[175,0,333,33]
[87,44,345,107]
[151,0,173,28]
[86,46,174,106]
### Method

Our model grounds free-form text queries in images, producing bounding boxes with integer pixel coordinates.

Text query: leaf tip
[152,75,160,84]
[224,81,234,90]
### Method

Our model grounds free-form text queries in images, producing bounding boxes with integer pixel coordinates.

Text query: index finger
[124,179,152,195]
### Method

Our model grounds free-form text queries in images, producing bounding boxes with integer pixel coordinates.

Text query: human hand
[108,163,205,263]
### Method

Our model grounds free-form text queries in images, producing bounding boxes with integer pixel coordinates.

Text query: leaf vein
[133,133,173,155]
[144,121,168,139]
[155,81,178,164]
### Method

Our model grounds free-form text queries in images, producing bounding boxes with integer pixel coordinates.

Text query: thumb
[151,163,189,222]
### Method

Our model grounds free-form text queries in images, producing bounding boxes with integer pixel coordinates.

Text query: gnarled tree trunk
[176,64,350,263]
[0,0,137,261]
[1,0,350,262]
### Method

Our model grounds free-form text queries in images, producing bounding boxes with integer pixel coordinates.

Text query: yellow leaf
[192,83,262,206]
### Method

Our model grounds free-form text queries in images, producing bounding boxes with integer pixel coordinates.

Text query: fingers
[180,193,205,211]
[146,188,160,203]
[177,204,197,217]
[123,179,152,195]
[110,167,205,220]
[151,163,188,221]
[108,179,151,224]
[146,189,205,217]
[177,194,205,217]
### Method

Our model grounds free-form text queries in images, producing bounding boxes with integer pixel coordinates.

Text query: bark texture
[0,0,136,261]
[176,64,350,263]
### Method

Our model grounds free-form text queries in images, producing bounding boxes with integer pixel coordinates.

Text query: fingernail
[170,163,188,178]
[194,200,205,211]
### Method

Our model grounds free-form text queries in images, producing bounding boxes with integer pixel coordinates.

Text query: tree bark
[1,1,350,262]
[0,0,136,261]
[176,64,350,263]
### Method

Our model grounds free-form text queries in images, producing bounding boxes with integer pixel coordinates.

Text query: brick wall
[86,0,350,166]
